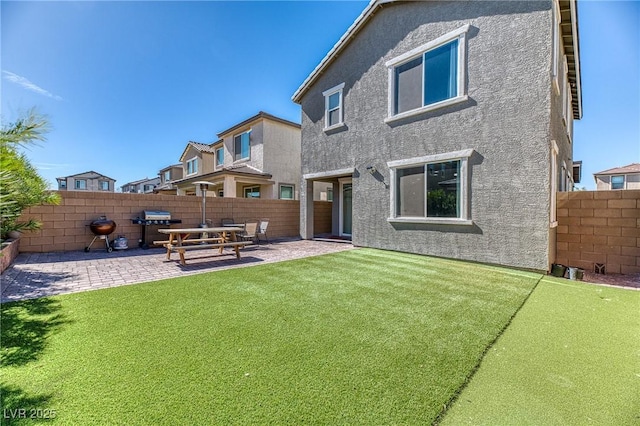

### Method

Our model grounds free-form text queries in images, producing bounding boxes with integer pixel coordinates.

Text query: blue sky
[1,1,638,190]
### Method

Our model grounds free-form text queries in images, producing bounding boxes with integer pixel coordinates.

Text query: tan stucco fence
[17,191,333,253]
[556,190,640,275]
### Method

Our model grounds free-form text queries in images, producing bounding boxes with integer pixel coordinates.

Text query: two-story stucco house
[173,111,303,199]
[120,177,160,194]
[294,0,582,271]
[56,171,116,192]
[593,163,640,190]
[154,164,184,194]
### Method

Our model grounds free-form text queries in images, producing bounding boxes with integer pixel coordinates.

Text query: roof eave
[292,0,388,104]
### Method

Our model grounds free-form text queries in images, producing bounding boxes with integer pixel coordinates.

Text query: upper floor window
[186,157,198,175]
[322,83,345,130]
[611,175,625,190]
[215,147,224,169]
[59,180,67,189]
[143,184,155,192]
[164,170,171,182]
[234,130,251,162]
[388,149,474,225]
[99,181,109,191]
[75,179,86,190]
[386,24,470,123]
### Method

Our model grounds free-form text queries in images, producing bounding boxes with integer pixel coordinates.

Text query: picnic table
[156,227,251,266]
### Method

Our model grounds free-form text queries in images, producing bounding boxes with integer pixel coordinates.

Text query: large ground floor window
[388,149,474,225]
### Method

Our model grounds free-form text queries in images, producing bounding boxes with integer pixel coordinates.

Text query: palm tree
[0,109,60,240]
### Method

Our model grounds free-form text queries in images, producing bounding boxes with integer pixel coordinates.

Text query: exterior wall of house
[220,120,265,173]
[300,1,554,270]
[60,172,115,192]
[596,174,640,190]
[262,120,302,199]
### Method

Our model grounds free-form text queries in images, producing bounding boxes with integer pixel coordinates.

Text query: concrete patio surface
[1,238,354,303]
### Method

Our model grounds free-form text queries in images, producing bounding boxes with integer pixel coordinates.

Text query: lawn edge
[433,273,545,425]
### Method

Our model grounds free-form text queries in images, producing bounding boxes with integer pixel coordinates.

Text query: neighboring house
[56,171,116,192]
[120,177,161,194]
[593,163,640,190]
[293,0,582,271]
[154,164,184,194]
[173,111,304,200]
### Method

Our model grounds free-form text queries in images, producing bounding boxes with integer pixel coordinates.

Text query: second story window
[386,24,470,123]
[322,83,345,130]
[75,179,86,190]
[216,147,224,169]
[164,170,171,182]
[59,180,67,189]
[234,130,251,162]
[611,175,625,190]
[186,157,198,175]
[99,181,109,191]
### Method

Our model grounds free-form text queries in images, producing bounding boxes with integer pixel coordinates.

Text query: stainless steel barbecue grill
[132,210,182,248]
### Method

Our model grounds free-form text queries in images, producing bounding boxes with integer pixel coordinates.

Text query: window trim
[322,82,345,131]
[387,148,474,225]
[215,147,224,170]
[552,0,561,95]
[75,179,87,190]
[611,175,626,190]
[243,185,261,198]
[550,141,558,227]
[186,156,198,176]
[234,130,251,162]
[279,184,295,200]
[385,24,470,123]
[99,181,109,191]
[163,170,171,182]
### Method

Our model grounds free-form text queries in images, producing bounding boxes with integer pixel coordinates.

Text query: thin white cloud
[33,162,71,171]
[2,70,63,101]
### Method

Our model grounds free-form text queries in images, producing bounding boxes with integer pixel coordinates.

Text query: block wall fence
[555,190,640,275]
[17,191,333,253]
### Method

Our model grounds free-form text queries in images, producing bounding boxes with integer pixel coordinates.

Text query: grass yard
[442,277,640,425]
[1,248,540,425]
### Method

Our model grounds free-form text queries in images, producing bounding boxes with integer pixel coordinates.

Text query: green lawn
[442,277,640,425]
[1,248,540,425]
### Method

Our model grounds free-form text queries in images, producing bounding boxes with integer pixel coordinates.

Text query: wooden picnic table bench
[157,227,252,266]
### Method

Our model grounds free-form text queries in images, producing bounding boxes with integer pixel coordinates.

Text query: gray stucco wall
[300,1,557,271]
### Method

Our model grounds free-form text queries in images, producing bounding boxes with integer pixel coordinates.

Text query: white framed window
[279,184,295,200]
[552,0,561,94]
[322,83,345,130]
[59,180,67,189]
[550,140,558,227]
[611,175,625,190]
[75,179,86,190]
[244,185,260,198]
[387,149,474,225]
[163,170,171,182]
[385,24,470,123]
[99,181,109,191]
[143,184,154,192]
[215,147,224,169]
[234,130,251,162]
[186,157,198,175]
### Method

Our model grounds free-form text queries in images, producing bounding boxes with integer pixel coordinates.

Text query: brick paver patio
[1,239,354,303]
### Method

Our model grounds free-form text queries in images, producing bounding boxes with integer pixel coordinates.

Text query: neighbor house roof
[57,170,116,181]
[292,0,582,119]
[179,141,217,162]
[216,111,300,138]
[173,164,272,186]
[593,163,640,176]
